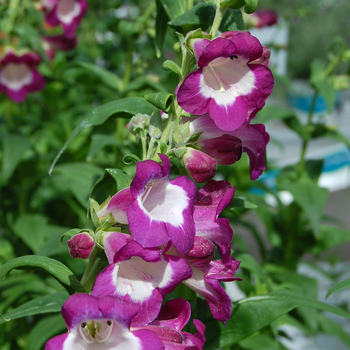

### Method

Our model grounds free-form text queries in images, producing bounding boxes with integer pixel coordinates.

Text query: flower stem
[210,5,227,38]
[299,91,317,175]
[80,247,101,292]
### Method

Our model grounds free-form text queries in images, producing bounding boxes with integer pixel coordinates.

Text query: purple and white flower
[45,293,164,350]
[0,49,45,103]
[177,31,274,131]
[92,231,192,327]
[98,154,197,254]
[43,0,88,38]
[189,114,270,180]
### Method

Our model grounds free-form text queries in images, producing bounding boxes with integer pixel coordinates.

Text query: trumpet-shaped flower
[98,154,197,254]
[0,49,45,102]
[45,294,164,350]
[177,31,274,131]
[44,0,88,38]
[92,231,192,327]
[189,114,269,180]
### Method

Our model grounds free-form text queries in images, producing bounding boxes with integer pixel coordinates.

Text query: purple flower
[42,34,77,59]
[44,0,88,38]
[0,49,45,102]
[67,232,95,259]
[189,114,269,180]
[98,155,197,254]
[181,148,217,183]
[247,9,278,28]
[137,298,206,349]
[92,231,192,327]
[193,180,236,265]
[45,293,164,350]
[177,31,274,131]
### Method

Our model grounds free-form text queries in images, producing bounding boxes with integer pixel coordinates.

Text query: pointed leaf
[220,8,245,31]
[0,291,68,325]
[230,198,257,209]
[24,314,66,350]
[144,92,174,112]
[239,333,279,350]
[163,60,182,76]
[256,106,296,124]
[1,134,31,185]
[49,98,157,174]
[314,80,336,114]
[327,277,350,298]
[0,256,85,294]
[313,226,350,254]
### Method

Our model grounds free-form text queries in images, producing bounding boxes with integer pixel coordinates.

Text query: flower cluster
[0,0,87,102]
[46,29,273,350]
[47,155,240,349]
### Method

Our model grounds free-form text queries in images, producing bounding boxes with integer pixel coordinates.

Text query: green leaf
[255,106,296,124]
[220,8,245,31]
[321,128,350,147]
[155,0,169,58]
[327,277,350,298]
[73,62,123,92]
[236,253,271,290]
[0,291,68,325]
[278,178,328,237]
[90,168,132,199]
[220,0,246,9]
[12,214,48,253]
[159,0,187,20]
[313,225,350,254]
[163,60,182,76]
[230,198,257,209]
[314,80,336,114]
[1,134,31,185]
[25,314,66,350]
[145,92,174,112]
[244,0,258,13]
[53,163,102,207]
[168,3,216,32]
[205,292,350,349]
[239,333,279,350]
[0,256,85,294]
[49,98,157,174]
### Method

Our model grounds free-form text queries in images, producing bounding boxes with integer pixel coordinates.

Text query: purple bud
[182,148,217,183]
[67,232,95,259]
[199,134,242,165]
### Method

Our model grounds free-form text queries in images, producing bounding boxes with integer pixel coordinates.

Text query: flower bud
[199,134,242,165]
[127,113,151,134]
[67,232,95,259]
[181,148,217,183]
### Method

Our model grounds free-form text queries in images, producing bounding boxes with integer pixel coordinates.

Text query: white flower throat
[79,319,113,343]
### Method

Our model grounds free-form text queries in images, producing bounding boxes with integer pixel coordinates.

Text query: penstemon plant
[1,0,350,349]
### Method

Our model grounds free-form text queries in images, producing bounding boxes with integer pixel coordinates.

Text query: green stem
[152,113,176,160]
[80,247,101,290]
[299,91,317,175]
[82,258,103,293]
[186,0,193,11]
[141,131,147,160]
[210,5,227,38]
